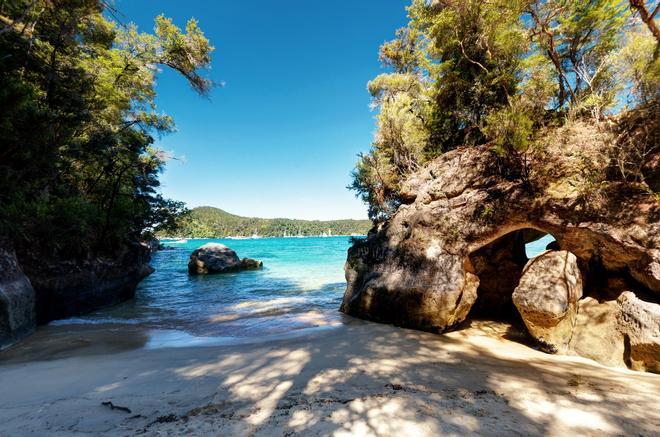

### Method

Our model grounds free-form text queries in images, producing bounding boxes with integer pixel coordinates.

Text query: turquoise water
[49,235,555,345]
[525,234,556,258]
[53,237,353,340]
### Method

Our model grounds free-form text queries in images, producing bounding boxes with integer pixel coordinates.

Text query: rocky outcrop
[341,122,659,371]
[468,230,532,318]
[240,257,264,270]
[617,292,660,373]
[22,243,154,324]
[512,250,583,353]
[0,245,36,349]
[144,238,164,254]
[188,243,263,275]
[568,298,626,368]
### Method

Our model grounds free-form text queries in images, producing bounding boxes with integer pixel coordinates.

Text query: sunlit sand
[1,318,657,436]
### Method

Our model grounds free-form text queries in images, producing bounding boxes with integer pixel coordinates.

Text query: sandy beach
[1,318,658,436]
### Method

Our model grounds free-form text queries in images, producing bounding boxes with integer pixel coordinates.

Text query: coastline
[1,317,658,436]
[160,235,366,240]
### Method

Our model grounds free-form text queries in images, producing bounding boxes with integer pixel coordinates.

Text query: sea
[50,237,353,347]
[44,235,554,349]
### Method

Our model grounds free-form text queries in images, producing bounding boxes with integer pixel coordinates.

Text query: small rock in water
[240,257,263,270]
[188,243,263,275]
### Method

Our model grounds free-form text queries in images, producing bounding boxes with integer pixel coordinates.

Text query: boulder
[341,236,479,332]
[0,245,36,349]
[568,297,626,368]
[188,243,262,275]
[512,251,583,353]
[143,238,164,254]
[240,258,264,270]
[617,291,660,373]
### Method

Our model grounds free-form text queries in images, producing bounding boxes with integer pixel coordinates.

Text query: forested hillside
[171,207,371,238]
[0,1,212,259]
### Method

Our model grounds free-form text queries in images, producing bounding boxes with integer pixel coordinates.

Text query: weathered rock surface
[0,245,36,349]
[144,238,164,254]
[22,243,154,324]
[469,230,532,318]
[341,122,659,370]
[568,297,626,368]
[512,251,583,353]
[617,291,660,373]
[188,243,262,275]
[240,257,264,270]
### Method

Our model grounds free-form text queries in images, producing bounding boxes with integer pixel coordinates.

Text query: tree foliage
[352,0,660,221]
[0,0,213,258]
[171,207,372,238]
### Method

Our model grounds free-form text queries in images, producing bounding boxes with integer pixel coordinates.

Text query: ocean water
[52,237,354,344]
[48,235,555,347]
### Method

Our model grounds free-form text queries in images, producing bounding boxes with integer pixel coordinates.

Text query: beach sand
[0,317,658,436]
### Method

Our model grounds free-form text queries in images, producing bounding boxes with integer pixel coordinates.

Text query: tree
[0,0,214,257]
[525,0,628,118]
[629,0,660,45]
[352,0,659,220]
[351,0,529,221]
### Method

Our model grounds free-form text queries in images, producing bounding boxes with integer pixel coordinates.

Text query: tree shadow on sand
[149,318,659,436]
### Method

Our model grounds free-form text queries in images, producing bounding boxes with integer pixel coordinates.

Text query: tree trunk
[630,0,660,43]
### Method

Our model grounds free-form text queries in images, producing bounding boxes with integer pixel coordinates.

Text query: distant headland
[162,206,372,238]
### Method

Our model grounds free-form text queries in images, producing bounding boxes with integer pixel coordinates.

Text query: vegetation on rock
[352,0,659,221]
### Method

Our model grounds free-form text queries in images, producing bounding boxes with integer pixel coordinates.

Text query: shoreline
[1,318,658,436]
[159,235,366,241]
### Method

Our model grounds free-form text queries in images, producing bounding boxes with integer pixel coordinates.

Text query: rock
[617,291,660,373]
[240,258,263,270]
[569,297,626,368]
[545,240,560,251]
[512,251,583,353]
[0,245,36,349]
[341,236,479,332]
[188,243,262,275]
[341,124,660,370]
[22,243,154,324]
[143,238,163,254]
[469,230,528,318]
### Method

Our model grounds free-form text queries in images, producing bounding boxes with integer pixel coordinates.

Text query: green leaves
[353,0,657,218]
[154,15,214,96]
[0,1,214,257]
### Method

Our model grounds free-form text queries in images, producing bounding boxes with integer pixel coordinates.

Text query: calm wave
[50,235,554,343]
[51,237,354,339]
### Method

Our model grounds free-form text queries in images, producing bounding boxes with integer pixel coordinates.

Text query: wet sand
[0,318,659,436]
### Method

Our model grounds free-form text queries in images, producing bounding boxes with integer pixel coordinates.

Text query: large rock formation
[21,243,154,324]
[512,250,583,353]
[568,297,626,368]
[617,292,660,372]
[0,245,36,349]
[468,230,531,318]
[341,122,660,371]
[188,243,263,275]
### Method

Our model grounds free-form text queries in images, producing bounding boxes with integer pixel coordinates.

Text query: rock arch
[467,227,557,320]
[341,142,660,370]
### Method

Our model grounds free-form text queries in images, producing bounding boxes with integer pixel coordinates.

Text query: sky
[114,0,410,220]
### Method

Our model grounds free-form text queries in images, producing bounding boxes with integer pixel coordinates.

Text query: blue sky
[115,0,410,220]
